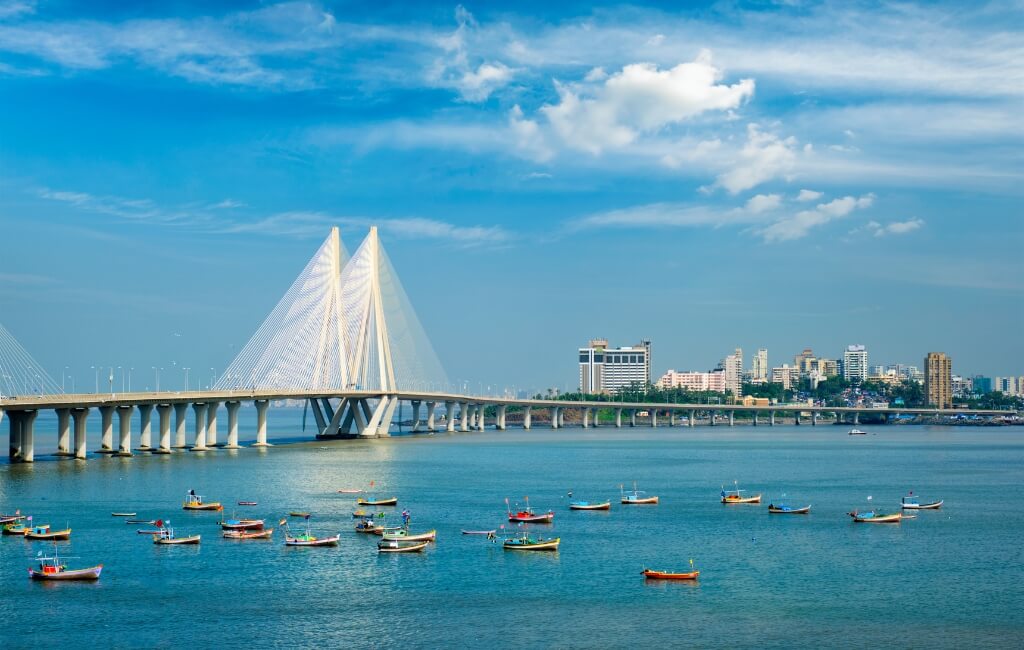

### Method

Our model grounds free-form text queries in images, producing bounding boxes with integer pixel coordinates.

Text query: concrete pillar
[56,408,72,455]
[710,410,717,427]
[225,401,241,448]
[138,404,154,450]
[689,409,696,427]
[411,401,422,432]
[115,405,134,456]
[630,409,637,427]
[651,409,658,427]
[582,408,590,428]
[191,403,208,451]
[98,405,115,453]
[669,410,676,427]
[72,407,89,459]
[770,411,776,426]
[559,409,566,427]
[523,405,532,430]
[812,411,818,426]
[445,401,456,432]
[468,404,477,428]
[551,407,560,429]
[752,411,758,426]
[173,403,188,448]
[497,405,507,430]
[426,402,436,432]
[853,412,860,425]
[615,408,622,427]
[155,405,172,454]
[794,411,801,426]
[253,399,271,446]
[8,410,22,460]
[206,401,220,447]
[20,410,37,462]
[729,411,735,427]
[460,403,470,432]
[477,405,486,431]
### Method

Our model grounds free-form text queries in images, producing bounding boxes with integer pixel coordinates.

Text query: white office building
[750,348,768,384]
[843,345,868,383]
[724,347,743,395]
[579,339,651,393]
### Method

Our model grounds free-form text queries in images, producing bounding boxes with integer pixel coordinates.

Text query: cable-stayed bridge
[1,227,1015,463]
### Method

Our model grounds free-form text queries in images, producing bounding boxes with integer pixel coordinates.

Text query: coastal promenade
[2,388,1013,463]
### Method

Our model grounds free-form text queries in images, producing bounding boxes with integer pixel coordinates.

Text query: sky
[0,0,1021,394]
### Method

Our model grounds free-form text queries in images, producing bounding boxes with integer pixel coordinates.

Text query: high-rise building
[724,348,743,395]
[751,349,768,384]
[658,369,726,393]
[579,339,650,393]
[816,358,839,377]
[771,365,800,390]
[972,376,992,394]
[843,345,868,383]
[794,348,816,375]
[924,352,952,409]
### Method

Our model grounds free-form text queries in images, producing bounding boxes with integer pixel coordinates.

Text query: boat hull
[768,505,811,514]
[503,538,560,551]
[220,520,265,531]
[570,502,611,510]
[182,503,223,511]
[284,536,339,547]
[722,495,762,504]
[508,511,555,523]
[850,513,902,523]
[29,566,103,581]
[461,530,496,535]
[26,529,71,541]
[901,500,943,510]
[382,529,436,542]
[378,540,428,553]
[357,498,398,506]
[622,497,659,505]
[223,529,274,540]
[643,569,699,581]
[154,535,201,544]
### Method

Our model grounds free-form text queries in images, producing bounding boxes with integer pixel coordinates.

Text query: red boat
[506,497,554,523]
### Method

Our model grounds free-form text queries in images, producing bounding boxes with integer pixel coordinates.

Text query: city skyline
[1,0,1022,389]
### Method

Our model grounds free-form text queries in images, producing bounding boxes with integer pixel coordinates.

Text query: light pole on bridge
[91,365,99,393]
[62,366,69,393]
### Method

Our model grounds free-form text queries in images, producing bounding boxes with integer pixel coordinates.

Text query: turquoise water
[1,423,1022,648]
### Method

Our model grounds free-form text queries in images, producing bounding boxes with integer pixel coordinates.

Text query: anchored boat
[382,528,436,542]
[223,528,274,540]
[768,503,811,514]
[621,482,659,505]
[357,497,398,507]
[848,510,902,523]
[220,517,265,531]
[642,569,699,581]
[569,500,611,511]
[28,546,102,582]
[378,539,429,553]
[182,492,222,511]
[506,497,555,523]
[502,529,560,552]
[153,524,201,544]
[26,526,71,541]
[848,428,867,435]
[901,492,943,510]
[281,516,340,547]
[721,482,762,504]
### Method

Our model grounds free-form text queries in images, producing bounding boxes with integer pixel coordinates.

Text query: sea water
[1,419,1022,649]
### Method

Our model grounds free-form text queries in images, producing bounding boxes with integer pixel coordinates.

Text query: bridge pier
[7,410,19,460]
[72,407,89,459]
[477,404,486,431]
[770,410,776,426]
[669,410,676,427]
[137,404,153,450]
[16,410,37,462]
[651,409,658,427]
[615,408,622,427]
[460,403,470,432]
[155,405,172,453]
[56,408,72,456]
[582,408,590,428]
[445,401,456,432]
[426,402,436,432]
[224,401,241,448]
[115,405,134,456]
[729,411,735,427]
[710,410,717,427]
[551,406,560,429]
[411,401,422,432]
[497,405,507,430]
[253,399,271,446]
[630,409,637,427]
[752,411,758,426]
[689,409,695,427]
[191,403,209,451]
[523,405,532,430]
[812,411,818,426]
[97,405,115,453]
[853,412,860,425]
[173,403,188,448]
[206,401,221,447]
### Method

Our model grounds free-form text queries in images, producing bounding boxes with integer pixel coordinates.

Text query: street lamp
[153,366,162,392]
[118,366,124,393]
[91,365,99,393]
[210,368,216,388]
[128,367,134,393]
[184,367,191,391]
[108,367,114,395]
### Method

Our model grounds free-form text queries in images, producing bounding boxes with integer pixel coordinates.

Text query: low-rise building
[658,369,726,393]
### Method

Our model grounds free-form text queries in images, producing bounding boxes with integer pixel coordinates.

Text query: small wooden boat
[220,518,265,531]
[848,428,867,435]
[28,548,102,581]
[901,493,942,510]
[289,511,311,518]
[126,519,155,525]
[642,569,699,581]
[721,482,761,504]
[848,510,902,523]
[1,512,26,524]
[352,509,368,518]
[372,525,405,537]
[154,525,201,544]
[502,531,560,551]
[26,526,71,541]
[182,492,223,511]
[382,528,436,542]
[569,501,611,510]
[3,522,38,535]
[111,512,136,517]
[356,497,398,507]
[355,520,382,534]
[284,533,340,547]
[137,529,163,535]
[223,528,274,540]
[237,501,258,506]
[768,503,811,514]
[378,539,429,553]
[461,529,497,536]
[621,482,659,505]
[506,497,554,523]
[337,489,363,494]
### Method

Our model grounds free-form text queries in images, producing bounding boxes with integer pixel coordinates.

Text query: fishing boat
[378,539,429,553]
[506,497,555,523]
[372,525,405,537]
[28,547,102,581]
[26,526,71,541]
[337,489,363,494]
[289,511,311,518]
[642,569,699,581]
[281,517,340,547]
[848,428,867,435]
[352,509,368,518]
[355,519,382,534]
[111,512,136,517]
[721,482,762,504]
[502,530,560,552]
[621,482,659,505]
[220,517,265,531]
[3,522,38,535]
[182,492,222,511]
[382,528,436,542]
[461,529,497,536]
[237,501,258,507]
[356,497,398,507]
[768,503,811,514]
[126,519,155,525]
[223,528,274,540]
[154,526,201,544]
[901,492,943,510]
[848,510,902,523]
[137,529,163,535]
[1,511,26,524]
[569,500,611,511]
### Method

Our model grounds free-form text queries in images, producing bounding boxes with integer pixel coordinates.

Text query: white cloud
[743,193,782,214]
[429,5,515,101]
[575,203,733,229]
[716,124,798,194]
[795,189,822,202]
[868,218,924,237]
[509,105,553,161]
[0,1,34,20]
[759,193,874,242]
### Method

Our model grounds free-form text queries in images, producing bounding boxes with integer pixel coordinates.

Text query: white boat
[381,528,436,542]
[848,428,867,435]
[901,493,943,510]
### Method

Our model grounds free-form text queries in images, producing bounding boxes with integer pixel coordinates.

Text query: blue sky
[0,0,1021,393]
